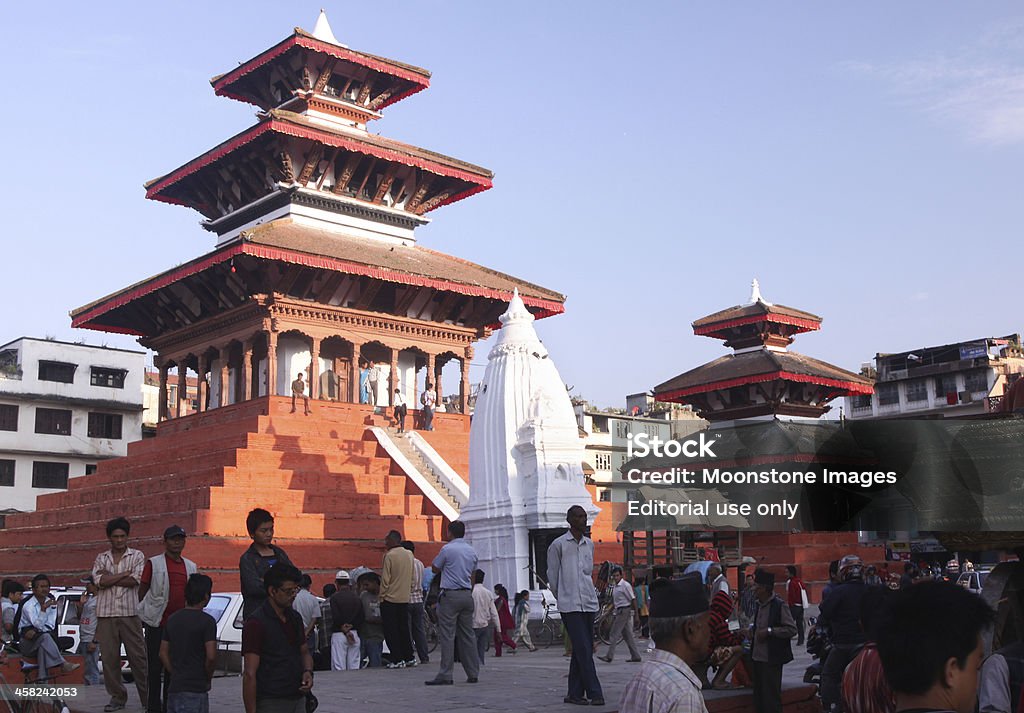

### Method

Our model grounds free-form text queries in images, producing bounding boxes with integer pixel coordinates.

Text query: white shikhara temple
[463,291,599,594]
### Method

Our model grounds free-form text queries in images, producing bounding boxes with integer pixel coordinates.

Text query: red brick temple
[625,281,882,597]
[0,14,577,588]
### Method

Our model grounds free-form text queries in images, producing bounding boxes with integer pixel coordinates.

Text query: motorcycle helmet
[838,554,864,582]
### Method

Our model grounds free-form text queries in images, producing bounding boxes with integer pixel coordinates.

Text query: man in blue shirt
[19,574,80,677]
[425,520,479,686]
[548,505,604,706]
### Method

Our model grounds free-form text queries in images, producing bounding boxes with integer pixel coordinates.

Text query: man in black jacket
[241,564,314,713]
[819,555,868,713]
[751,568,797,713]
[239,509,295,620]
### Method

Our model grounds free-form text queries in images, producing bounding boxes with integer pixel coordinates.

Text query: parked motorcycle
[803,616,832,685]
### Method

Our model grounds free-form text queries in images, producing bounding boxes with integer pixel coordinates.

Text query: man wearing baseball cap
[619,574,711,713]
[328,570,363,671]
[139,525,198,713]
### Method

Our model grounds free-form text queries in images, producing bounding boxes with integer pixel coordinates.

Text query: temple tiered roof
[653,281,872,420]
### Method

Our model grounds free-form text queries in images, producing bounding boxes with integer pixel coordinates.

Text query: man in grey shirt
[547,505,604,706]
[425,520,479,686]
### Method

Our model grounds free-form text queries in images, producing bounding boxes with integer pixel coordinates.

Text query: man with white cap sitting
[328,570,363,671]
[619,574,711,713]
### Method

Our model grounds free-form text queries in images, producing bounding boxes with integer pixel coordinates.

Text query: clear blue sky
[4,3,1022,407]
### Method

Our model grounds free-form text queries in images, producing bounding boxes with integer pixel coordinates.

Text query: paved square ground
[68,639,816,713]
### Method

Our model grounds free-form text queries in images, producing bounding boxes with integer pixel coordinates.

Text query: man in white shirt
[708,564,729,599]
[367,361,380,406]
[547,504,604,706]
[293,574,322,654]
[599,566,642,663]
[420,382,436,431]
[18,574,80,677]
[393,388,408,433]
[471,569,499,667]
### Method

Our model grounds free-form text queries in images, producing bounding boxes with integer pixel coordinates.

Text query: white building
[0,338,146,512]
[846,335,1024,419]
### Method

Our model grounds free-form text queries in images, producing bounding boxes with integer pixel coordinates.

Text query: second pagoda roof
[654,349,873,401]
[144,110,493,212]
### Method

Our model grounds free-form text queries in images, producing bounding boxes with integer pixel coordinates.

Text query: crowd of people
[0,507,1017,713]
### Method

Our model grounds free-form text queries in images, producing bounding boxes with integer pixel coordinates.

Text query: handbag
[305,692,318,713]
[800,585,809,609]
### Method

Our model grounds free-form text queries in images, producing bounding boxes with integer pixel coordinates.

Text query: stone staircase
[380,426,463,512]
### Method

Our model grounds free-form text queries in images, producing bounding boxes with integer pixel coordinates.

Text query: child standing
[511,591,537,652]
[159,574,217,713]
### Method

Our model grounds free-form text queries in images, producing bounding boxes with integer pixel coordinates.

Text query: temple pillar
[389,348,399,403]
[176,363,186,418]
[197,355,208,412]
[158,362,169,422]
[241,339,253,401]
[219,347,230,406]
[434,358,443,408]
[351,341,364,403]
[460,347,473,414]
[267,331,278,397]
[310,337,321,400]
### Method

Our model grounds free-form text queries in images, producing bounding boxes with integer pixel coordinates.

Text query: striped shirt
[841,643,895,713]
[409,558,424,604]
[619,649,709,713]
[92,547,146,618]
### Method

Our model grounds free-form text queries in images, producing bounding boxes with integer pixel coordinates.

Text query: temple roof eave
[143,114,493,215]
[653,351,874,402]
[69,236,566,336]
[210,31,431,108]
[692,301,822,332]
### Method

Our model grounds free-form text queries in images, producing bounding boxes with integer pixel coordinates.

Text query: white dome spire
[494,288,538,349]
[748,278,772,306]
[311,9,345,47]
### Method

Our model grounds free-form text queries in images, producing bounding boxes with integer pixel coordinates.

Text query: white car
[956,570,990,595]
[203,592,332,673]
[203,592,245,673]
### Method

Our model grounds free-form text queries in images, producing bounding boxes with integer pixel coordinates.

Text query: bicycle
[522,565,564,648]
[0,645,71,713]
[424,602,440,654]
[535,601,562,648]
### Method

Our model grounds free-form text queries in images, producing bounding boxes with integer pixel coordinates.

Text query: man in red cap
[619,574,711,713]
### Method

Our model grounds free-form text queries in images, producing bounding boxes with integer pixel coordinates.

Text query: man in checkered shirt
[619,575,711,713]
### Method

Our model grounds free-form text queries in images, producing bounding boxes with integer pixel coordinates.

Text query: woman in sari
[492,584,518,656]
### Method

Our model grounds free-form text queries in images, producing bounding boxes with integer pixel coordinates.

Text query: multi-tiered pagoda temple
[654,280,873,420]
[622,282,880,597]
[0,14,578,587]
[71,13,563,415]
